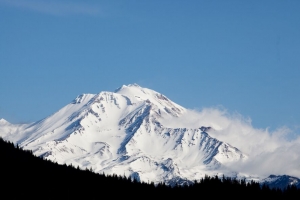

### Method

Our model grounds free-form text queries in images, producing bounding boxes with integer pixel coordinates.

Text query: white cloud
[0,0,101,16]
[160,107,300,178]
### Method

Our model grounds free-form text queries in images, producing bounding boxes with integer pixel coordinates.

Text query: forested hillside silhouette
[0,137,299,199]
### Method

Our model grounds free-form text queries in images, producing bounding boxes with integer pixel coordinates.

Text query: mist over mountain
[0,84,299,186]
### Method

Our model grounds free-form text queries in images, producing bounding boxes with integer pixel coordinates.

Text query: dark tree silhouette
[0,137,299,200]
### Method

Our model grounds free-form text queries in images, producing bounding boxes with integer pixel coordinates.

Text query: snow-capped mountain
[260,175,300,189]
[0,84,248,184]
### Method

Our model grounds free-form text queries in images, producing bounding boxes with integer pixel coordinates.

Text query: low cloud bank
[160,107,300,178]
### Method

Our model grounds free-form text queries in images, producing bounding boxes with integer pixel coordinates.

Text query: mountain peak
[114,83,141,92]
[261,174,300,189]
[0,118,9,124]
[114,84,152,99]
[0,84,249,185]
[127,83,141,88]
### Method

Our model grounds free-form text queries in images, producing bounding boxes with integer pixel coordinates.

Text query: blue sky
[1,0,300,134]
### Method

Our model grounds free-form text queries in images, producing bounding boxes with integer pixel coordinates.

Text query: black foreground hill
[0,137,299,200]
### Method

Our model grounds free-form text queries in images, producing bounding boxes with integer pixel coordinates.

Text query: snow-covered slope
[260,175,300,189]
[0,84,248,184]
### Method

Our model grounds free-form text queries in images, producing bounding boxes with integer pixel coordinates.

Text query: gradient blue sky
[1,0,299,134]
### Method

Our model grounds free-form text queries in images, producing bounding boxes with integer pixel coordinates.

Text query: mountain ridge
[0,84,297,186]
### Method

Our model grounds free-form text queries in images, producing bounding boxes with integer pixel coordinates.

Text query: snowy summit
[0,84,260,185]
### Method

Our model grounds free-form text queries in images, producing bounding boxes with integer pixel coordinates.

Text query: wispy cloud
[0,0,102,16]
[160,107,300,178]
